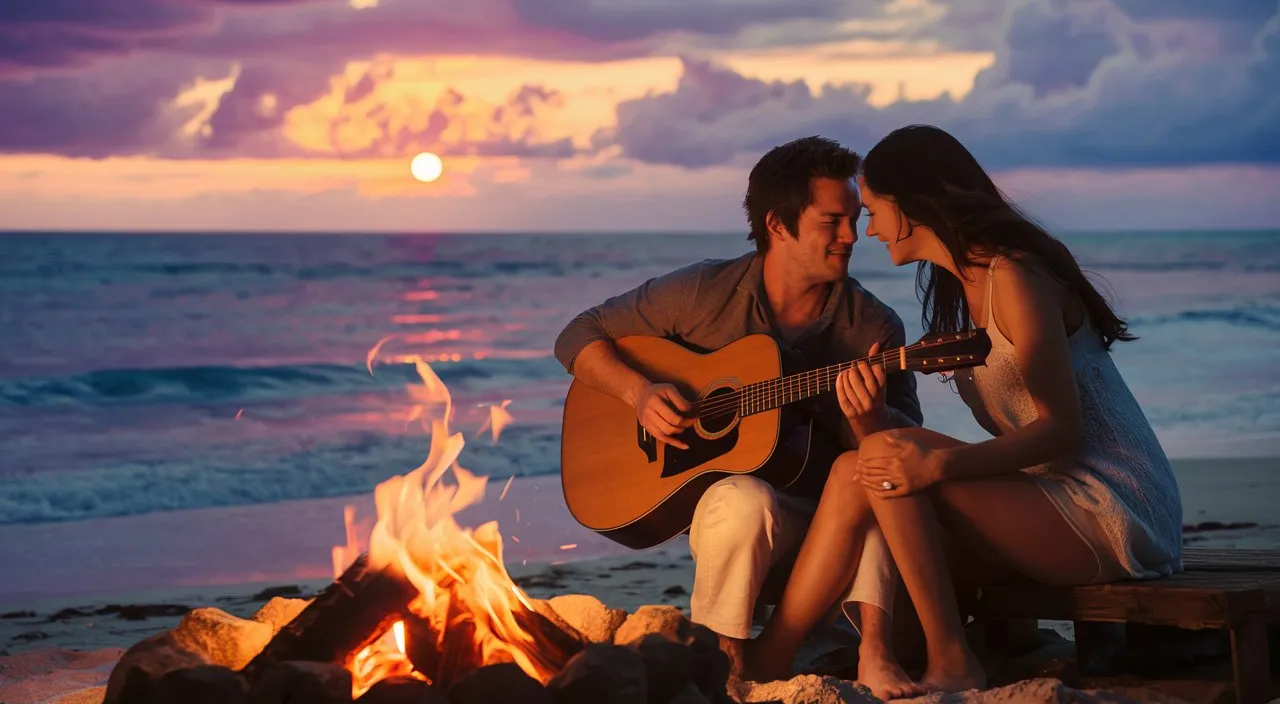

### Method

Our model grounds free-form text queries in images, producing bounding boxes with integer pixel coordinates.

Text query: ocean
[2,231,1279,528]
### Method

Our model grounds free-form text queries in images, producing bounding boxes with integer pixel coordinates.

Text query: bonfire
[337,354,568,696]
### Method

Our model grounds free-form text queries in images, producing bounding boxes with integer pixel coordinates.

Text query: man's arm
[553,261,703,378]
[879,311,924,429]
[553,263,705,446]
[835,311,923,448]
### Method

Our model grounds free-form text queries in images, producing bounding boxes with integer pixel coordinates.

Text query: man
[552,136,924,695]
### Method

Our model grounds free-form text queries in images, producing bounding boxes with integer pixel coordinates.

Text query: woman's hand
[857,430,947,497]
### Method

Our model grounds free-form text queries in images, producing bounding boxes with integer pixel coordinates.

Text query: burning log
[403,590,583,688]
[240,554,418,681]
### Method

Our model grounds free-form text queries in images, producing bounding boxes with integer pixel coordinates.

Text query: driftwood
[239,554,418,681]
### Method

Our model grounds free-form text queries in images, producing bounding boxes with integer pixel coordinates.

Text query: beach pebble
[733,673,875,704]
[626,634,696,703]
[547,644,647,704]
[613,605,689,646]
[174,608,274,670]
[103,631,209,704]
[153,664,249,704]
[449,662,552,704]
[247,661,351,704]
[546,594,628,644]
[357,675,447,704]
[251,597,311,633]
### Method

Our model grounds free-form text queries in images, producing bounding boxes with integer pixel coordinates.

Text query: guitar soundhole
[698,386,738,435]
[658,385,739,479]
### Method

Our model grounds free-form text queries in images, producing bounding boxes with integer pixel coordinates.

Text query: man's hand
[835,341,888,440]
[635,383,695,449]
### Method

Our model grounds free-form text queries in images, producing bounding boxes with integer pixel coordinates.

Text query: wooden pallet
[976,547,1279,704]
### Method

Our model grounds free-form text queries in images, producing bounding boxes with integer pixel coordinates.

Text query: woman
[743,125,1184,695]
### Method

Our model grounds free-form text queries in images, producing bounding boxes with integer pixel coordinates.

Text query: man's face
[776,177,860,284]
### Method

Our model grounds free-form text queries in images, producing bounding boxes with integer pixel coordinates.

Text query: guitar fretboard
[699,350,908,419]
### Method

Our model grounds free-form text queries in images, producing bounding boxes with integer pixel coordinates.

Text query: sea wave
[0,357,559,408]
[0,423,563,525]
[1130,307,1280,333]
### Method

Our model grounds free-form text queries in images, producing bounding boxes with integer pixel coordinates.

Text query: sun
[410,152,444,183]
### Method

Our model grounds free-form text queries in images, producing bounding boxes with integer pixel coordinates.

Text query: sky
[0,0,1277,233]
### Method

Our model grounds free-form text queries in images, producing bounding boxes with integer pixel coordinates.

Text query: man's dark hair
[743,136,862,253]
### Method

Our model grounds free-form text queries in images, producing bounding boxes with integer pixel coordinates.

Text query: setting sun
[410,152,444,183]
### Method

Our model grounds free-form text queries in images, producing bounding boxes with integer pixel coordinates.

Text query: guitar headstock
[904,328,992,374]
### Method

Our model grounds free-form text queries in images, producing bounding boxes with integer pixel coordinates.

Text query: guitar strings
[693,351,899,418]
[691,337,981,419]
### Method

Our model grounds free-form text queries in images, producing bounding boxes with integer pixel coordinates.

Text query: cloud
[2,0,1277,169]
[604,0,1280,170]
[510,0,866,43]
[1110,0,1279,22]
[0,56,228,158]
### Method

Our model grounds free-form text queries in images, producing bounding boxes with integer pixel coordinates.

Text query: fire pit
[99,357,738,704]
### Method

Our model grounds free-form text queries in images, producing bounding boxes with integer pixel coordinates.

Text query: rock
[531,600,585,643]
[247,661,351,704]
[546,595,628,644]
[449,662,553,704]
[627,634,696,704]
[613,606,689,646]
[681,623,732,703]
[104,631,210,704]
[251,597,311,633]
[733,674,876,704]
[669,684,712,704]
[153,665,249,704]
[547,644,647,704]
[357,675,448,704]
[173,608,274,670]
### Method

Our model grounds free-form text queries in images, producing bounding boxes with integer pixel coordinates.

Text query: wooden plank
[978,583,1247,629]
[1183,548,1280,570]
[1229,614,1273,704]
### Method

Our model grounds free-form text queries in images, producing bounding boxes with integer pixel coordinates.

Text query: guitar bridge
[636,423,657,463]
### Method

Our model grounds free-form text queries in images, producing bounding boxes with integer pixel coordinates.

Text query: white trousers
[687,475,898,640]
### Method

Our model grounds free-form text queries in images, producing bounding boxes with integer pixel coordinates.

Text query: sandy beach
[1,456,1276,703]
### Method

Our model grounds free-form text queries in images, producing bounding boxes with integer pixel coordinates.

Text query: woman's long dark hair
[861,124,1135,349]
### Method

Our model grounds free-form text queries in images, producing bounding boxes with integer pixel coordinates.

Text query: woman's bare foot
[858,646,933,701]
[921,644,986,693]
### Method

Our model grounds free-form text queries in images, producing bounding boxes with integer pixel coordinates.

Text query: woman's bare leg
[744,451,927,698]
[860,430,1101,693]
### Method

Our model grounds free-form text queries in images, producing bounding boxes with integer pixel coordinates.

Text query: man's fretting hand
[635,383,695,449]
[836,341,888,440]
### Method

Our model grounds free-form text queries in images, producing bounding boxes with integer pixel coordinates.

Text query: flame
[338,353,562,697]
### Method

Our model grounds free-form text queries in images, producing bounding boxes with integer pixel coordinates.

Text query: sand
[1,457,1276,703]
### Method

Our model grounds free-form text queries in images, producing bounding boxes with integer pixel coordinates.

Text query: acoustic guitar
[559,329,992,549]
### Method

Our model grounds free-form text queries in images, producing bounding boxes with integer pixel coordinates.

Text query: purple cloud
[511,0,866,43]
[604,2,1280,170]
[0,56,226,157]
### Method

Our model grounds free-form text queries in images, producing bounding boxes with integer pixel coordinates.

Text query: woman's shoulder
[988,250,1068,296]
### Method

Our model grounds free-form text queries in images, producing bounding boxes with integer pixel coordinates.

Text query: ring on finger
[880,480,894,491]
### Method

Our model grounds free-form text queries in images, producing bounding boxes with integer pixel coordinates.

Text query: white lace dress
[953,257,1184,581]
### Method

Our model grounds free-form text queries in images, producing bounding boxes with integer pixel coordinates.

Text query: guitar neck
[738,348,908,416]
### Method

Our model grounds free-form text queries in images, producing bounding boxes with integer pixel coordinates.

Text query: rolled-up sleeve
[553,262,704,374]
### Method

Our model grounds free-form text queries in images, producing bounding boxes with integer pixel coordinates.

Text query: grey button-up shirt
[554,251,923,497]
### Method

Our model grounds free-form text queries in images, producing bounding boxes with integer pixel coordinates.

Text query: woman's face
[857,174,924,266]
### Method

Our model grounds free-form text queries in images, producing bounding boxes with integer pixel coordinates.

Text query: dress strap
[983,254,1001,328]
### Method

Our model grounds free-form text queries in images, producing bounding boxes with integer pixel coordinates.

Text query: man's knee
[689,475,779,550]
